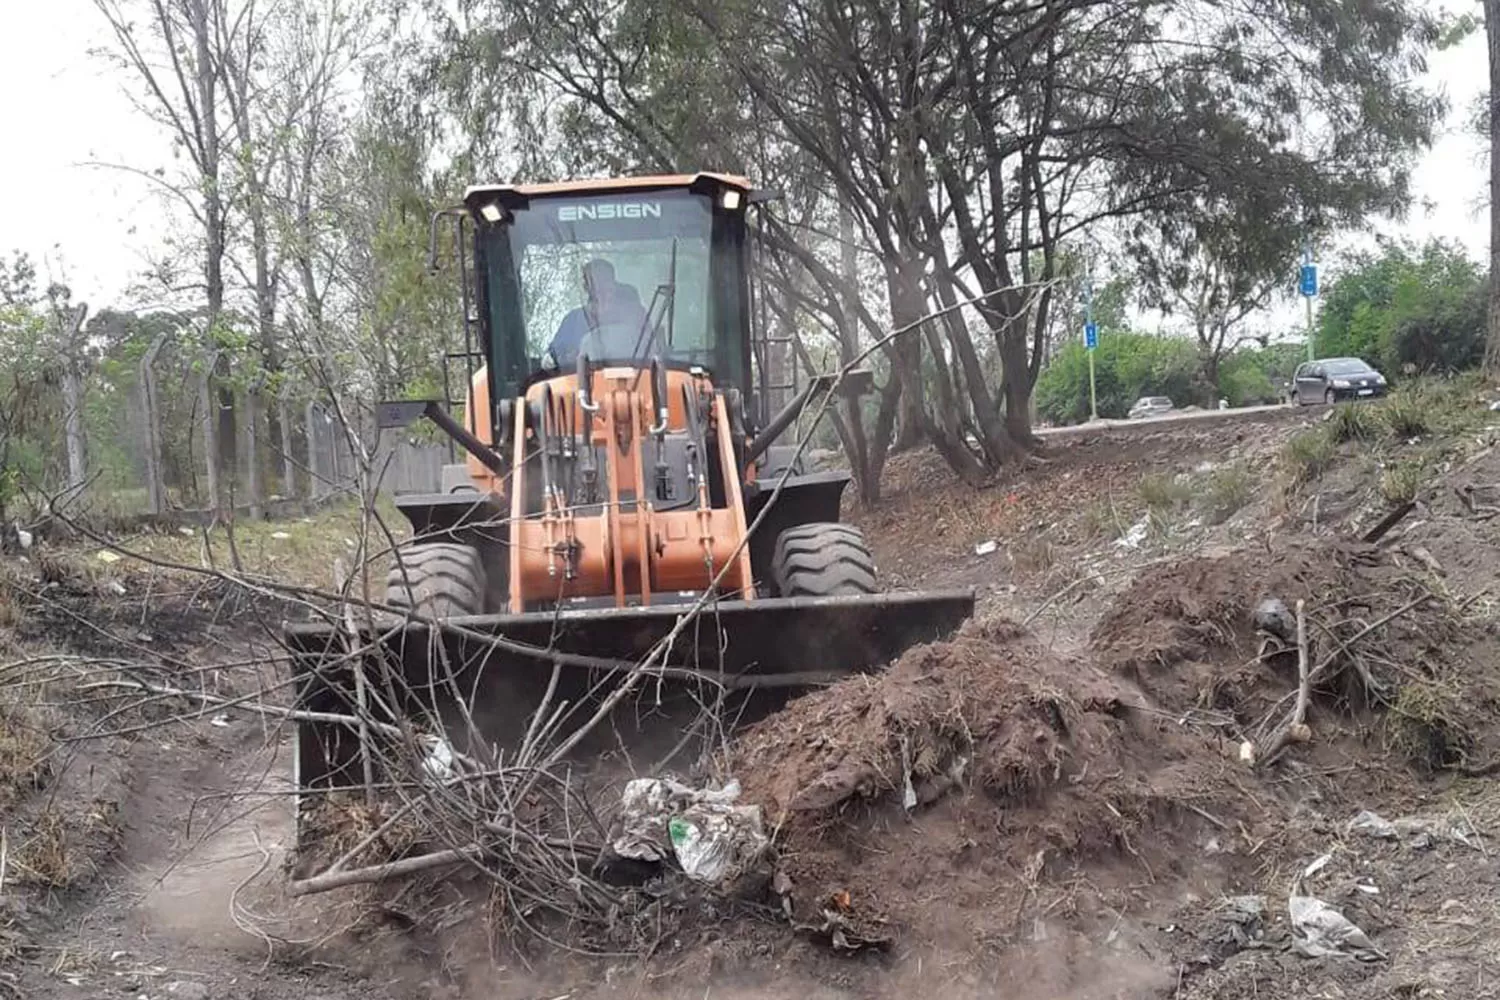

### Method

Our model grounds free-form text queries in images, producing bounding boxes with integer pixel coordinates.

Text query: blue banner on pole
[1084,322,1098,350]
[1299,264,1318,298]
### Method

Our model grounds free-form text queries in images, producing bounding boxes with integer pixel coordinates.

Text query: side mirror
[376,399,440,430]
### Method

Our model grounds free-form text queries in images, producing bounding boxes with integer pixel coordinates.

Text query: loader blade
[283,588,974,854]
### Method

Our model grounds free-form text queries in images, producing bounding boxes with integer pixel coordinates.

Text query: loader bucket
[283,588,974,850]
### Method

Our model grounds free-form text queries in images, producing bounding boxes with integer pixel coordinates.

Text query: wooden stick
[1258,599,1312,765]
[1291,599,1311,734]
[335,558,377,808]
[288,846,479,896]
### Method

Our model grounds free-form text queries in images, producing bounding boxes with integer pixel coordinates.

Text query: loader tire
[772,523,878,597]
[386,543,485,620]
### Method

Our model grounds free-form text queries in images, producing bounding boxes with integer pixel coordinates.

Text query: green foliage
[1217,354,1277,407]
[1316,239,1486,374]
[1379,390,1432,439]
[1327,403,1379,443]
[1380,459,1426,505]
[1282,428,1337,487]
[1035,332,1201,425]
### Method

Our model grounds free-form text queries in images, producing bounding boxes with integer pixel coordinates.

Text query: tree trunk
[59,304,89,497]
[1487,0,1500,376]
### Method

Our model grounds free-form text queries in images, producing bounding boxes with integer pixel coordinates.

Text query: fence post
[278,380,297,499]
[305,399,322,500]
[139,333,170,515]
[200,348,222,517]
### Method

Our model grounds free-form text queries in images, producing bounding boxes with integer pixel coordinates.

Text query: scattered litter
[1348,809,1477,848]
[1289,894,1386,961]
[178,526,196,537]
[15,526,32,550]
[1356,883,1380,895]
[418,734,456,780]
[210,714,230,728]
[973,539,998,556]
[271,531,292,540]
[1115,518,1149,550]
[107,580,128,596]
[1238,740,1256,764]
[615,777,768,886]
[1489,400,1500,412]
[97,550,122,564]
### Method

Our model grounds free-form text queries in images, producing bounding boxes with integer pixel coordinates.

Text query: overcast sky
[0,0,1490,316]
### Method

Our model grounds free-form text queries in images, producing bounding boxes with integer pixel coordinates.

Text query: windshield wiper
[630,238,678,363]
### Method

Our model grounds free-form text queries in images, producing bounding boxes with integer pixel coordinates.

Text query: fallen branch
[1257,591,1433,766]
[1361,501,1416,544]
[1258,600,1312,765]
[288,845,479,896]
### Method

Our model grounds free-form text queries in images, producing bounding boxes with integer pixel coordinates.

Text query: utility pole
[1300,242,1318,363]
[1084,273,1099,421]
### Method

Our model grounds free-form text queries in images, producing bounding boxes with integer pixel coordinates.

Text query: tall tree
[1487,0,1500,374]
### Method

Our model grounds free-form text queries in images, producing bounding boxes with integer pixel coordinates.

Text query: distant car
[1127,396,1175,420]
[1289,357,1387,405]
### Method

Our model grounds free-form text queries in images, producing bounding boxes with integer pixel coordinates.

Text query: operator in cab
[545,259,646,369]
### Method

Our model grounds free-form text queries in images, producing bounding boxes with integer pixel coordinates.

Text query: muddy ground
[5,390,1500,999]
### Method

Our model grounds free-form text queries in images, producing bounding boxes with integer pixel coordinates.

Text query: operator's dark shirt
[547,287,647,367]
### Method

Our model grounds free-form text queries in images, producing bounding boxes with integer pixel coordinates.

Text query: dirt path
[15,720,397,1000]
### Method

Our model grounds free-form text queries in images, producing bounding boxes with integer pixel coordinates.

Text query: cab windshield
[477,188,745,396]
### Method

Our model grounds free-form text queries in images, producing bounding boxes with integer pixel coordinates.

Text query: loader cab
[463,175,758,428]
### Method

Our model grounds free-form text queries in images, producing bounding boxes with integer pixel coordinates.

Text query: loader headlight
[479,201,504,223]
[721,189,743,211]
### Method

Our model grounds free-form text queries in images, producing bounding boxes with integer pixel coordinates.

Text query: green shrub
[1379,391,1431,439]
[1282,428,1336,487]
[1327,402,1378,443]
[1380,460,1425,505]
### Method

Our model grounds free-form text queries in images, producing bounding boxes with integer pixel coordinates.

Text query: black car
[1289,357,1388,405]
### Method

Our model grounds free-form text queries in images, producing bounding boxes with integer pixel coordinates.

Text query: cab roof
[463,172,753,211]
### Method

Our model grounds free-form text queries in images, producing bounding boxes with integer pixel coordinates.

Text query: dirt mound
[1089,540,1388,715]
[731,619,1247,955]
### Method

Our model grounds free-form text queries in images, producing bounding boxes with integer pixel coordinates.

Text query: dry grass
[1386,677,1474,772]
[1079,497,1132,542]
[0,700,51,812]
[12,808,76,887]
[1137,473,1195,514]
[1009,535,1057,577]
[102,499,406,590]
[1199,464,1255,525]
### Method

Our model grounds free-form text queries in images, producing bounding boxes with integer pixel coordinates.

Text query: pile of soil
[1089,539,1380,709]
[731,619,1251,957]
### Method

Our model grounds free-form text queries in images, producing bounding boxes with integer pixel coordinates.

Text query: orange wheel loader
[282,173,974,846]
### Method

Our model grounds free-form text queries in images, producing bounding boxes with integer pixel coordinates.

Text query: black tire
[772,523,878,597]
[386,543,486,619]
